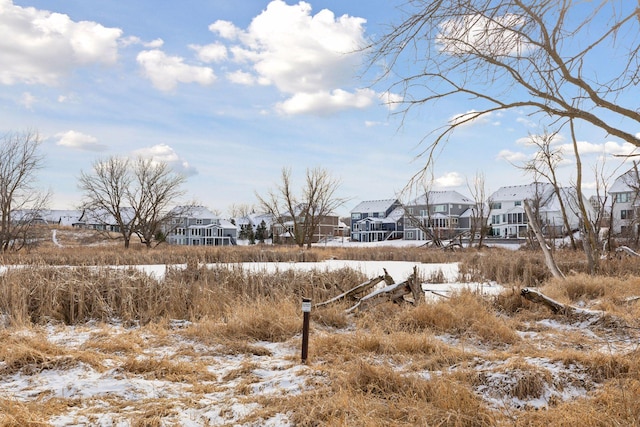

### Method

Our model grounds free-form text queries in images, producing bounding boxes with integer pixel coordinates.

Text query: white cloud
[120,36,163,48]
[136,49,216,91]
[0,1,122,85]
[226,70,256,85]
[209,0,382,115]
[276,88,376,115]
[434,172,464,188]
[189,42,227,63]
[55,130,107,151]
[145,38,164,48]
[497,149,528,163]
[437,13,530,57]
[378,91,403,111]
[515,133,565,147]
[209,20,240,40]
[516,116,536,128]
[20,92,36,109]
[448,110,497,128]
[132,144,197,176]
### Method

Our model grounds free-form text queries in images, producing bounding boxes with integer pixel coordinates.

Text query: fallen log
[347,267,421,313]
[520,288,623,327]
[520,288,570,314]
[616,246,640,257]
[346,280,413,313]
[314,275,385,308]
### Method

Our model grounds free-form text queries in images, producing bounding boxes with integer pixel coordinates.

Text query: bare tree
[466,171,490,248]
[79,156,186,248]
[0,130,50,252]
[370,0,640,167]
[257,167,346,249]
[79,157,136,248]
[521,130,577,249]
[401,179,444,247]
[130,157,186,248]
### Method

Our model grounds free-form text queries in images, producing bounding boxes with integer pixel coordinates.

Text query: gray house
[166,206,237,246]
[350,199,404,242]
[403,190,477,240]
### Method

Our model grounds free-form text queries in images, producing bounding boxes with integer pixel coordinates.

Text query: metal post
[301,297,311,364]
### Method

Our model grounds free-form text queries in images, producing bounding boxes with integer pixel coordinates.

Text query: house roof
[410,190,474,206]
[171,206,218,220]
[384,206,405,222]
[610,167,640,193]
[490,183,554,203]
[350,199,398,214]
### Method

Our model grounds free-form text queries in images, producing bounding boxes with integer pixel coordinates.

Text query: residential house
[234,212,274,242]
[403,191,477,240]
[10,209,83,226]
[73,208,134,232]
[489,183,595,238]
[166,206,237,246]
[609,166,640,235]
[271,205,342,244]
[350,199,404,242]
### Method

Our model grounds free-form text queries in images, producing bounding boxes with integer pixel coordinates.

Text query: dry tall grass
[2,238,640,426]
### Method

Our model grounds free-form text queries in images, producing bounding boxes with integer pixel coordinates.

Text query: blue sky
[1,0,637,215]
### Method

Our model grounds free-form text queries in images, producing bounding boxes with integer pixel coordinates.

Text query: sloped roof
[490,182,554,203]
[610,167,640,193]
[350,199,398,213]
[383,206,405,223]
[171,205,218,220]
[410,190,474,205]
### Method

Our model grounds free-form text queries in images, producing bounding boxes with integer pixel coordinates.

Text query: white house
[489,183,595,238]
[609,166,640,235]
[166,206,237,246]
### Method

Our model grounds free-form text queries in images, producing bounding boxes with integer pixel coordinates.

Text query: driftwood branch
[316,267,423,313]
[520,288,571,314]
[616,246,640,257]
[314,275,385,308]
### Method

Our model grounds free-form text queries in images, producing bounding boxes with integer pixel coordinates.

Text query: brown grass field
[1,227,640,426]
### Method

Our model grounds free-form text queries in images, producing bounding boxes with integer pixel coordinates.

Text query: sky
[1,0,638,216]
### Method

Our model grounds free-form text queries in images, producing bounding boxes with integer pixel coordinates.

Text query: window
[407,207,413,215]
[195,219,203,225]
[615,192,632,203]
[434,205,447,212]
[351,213,361,220]
[419,209,428,217]
[514,201,522,206]
[621,209,634,220]
[490,202,502,209]
[406,231,414,239]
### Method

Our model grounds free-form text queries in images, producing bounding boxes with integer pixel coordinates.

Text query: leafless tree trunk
[568,120,599,273]
[467,171,490,248]
[370,0,640,172]
[257,167,346,248]
[591,158,617,255]
[524,199,565,279]
[0,130,50,252]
